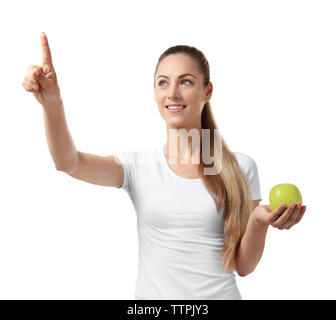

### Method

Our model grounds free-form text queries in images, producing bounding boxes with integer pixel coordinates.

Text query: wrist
[250,209,270,230]
[42,96,63,111]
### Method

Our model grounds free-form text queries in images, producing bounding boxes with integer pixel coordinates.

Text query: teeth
[167,105,185,109]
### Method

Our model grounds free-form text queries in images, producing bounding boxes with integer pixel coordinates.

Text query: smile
[166,105,186,113]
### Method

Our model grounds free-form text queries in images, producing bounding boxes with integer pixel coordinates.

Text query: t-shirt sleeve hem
[114,153,130,192]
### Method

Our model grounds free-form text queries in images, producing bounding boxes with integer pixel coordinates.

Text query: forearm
[236,213,269,276]
[42,99,78,171]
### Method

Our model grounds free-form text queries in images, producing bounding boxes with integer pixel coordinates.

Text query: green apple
[269,183,302,214]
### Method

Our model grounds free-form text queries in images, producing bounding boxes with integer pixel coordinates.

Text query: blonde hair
[154,45,252,271]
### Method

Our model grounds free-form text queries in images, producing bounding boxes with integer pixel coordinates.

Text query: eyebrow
[156,73,197,80]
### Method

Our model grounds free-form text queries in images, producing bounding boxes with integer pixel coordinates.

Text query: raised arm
[22,33,124,188]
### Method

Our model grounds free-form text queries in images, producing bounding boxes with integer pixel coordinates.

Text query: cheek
[155,94,165,108]
[186,93,202,105]
[157,105,167,119]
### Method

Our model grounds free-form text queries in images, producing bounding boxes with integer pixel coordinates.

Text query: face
[154,54,213,130]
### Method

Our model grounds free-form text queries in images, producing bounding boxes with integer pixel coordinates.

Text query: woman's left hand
[252,203,307,230]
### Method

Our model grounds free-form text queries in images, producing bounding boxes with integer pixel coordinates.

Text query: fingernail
[34,71,40,76]
[33,84,39,90]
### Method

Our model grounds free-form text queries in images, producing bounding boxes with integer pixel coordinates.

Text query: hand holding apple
[253,182,306,229]
[252,203,306,230]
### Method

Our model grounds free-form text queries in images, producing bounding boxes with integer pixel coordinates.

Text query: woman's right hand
[22,32,61,106]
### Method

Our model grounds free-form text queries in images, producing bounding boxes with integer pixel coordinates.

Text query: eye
[183,79,192,85]
[158,79,193,86]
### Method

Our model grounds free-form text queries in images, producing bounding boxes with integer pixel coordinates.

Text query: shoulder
[233,151,257,168]
[233,152,262,200]
[232,152,260,179]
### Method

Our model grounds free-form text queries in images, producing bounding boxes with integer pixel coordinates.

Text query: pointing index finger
[40,32,53,66]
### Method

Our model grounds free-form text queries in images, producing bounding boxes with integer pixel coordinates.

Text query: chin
[166,120,187,129]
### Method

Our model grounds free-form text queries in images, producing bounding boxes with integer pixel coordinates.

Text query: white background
[0,0,335,299]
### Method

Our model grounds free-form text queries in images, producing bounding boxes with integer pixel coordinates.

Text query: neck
[164,122,203,164]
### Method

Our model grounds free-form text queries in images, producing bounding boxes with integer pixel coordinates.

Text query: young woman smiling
[22,33,307,300]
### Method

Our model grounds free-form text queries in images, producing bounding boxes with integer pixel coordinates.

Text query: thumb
[35,70,52,89]
[270,203,287,221]
[41,63,55,76]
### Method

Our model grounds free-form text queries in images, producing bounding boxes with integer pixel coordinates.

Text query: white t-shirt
[115,145,262,300]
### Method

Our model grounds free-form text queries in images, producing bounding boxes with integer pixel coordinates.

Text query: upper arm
[65,151,124,187]
[251,199,260,212]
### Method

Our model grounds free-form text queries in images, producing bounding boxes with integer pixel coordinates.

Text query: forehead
[156,54,199,76]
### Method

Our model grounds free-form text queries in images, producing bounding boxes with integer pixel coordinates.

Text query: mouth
[165,105,187,112]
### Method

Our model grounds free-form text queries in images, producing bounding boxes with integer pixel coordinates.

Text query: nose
[167,83,182,101]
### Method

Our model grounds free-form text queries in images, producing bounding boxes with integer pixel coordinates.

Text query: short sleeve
[234,152,262,201]
[114,151,135,195]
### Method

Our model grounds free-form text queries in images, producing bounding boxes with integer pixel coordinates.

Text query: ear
[205,81,213,101]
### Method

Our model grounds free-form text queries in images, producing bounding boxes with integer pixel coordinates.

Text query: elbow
[55,166,67,172]
[55,160,78,173]
[235,264,255,277]
[235,253,258,277]
[236,269,251,277]
[55,153,79,173]
[55,165,73,173]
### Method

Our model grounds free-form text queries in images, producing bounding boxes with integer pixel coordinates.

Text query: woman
[22,32,307,300]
